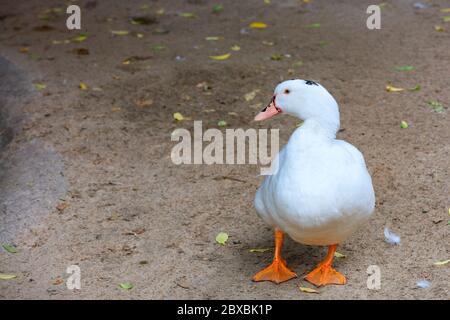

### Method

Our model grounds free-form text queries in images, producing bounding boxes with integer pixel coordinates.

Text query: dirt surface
[0,0,449,299]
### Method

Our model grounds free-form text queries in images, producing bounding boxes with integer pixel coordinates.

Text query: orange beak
[254,96,282,121]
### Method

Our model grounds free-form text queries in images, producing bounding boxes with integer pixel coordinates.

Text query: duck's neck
[295,118,340,141]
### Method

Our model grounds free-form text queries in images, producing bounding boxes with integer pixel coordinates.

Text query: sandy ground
[0,0,449,299]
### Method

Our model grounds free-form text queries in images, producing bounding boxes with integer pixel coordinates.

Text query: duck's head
[255,79,340,134]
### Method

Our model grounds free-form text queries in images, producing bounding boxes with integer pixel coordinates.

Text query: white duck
[253,79,375,286]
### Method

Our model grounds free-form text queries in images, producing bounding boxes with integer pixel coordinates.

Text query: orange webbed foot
[305,264,346,287]
[252,259,297,284]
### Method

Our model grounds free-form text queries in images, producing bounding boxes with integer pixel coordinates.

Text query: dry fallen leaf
[205,36,221,41]
[249,22,268,29]
[19,47,30,53]
[299,286,319,294]
[249,248,271,253]
[135,99,153,108]
[334,251,346,258]
[173,112,185,121]
[111,30,130,36]
[56,202,69,212]
[53,278,64,285]
[209,53,231,61]
[244,89,260,102]
[386,85,404,92]
[433,259,450,266]
[79,82,88,90]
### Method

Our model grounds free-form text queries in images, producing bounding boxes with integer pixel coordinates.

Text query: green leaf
[334,251,346,258]
[34,83,46,90]
[130,16,154,25]
[442,16,450,22]
[212,4,223,13]
[0,274,17,280]
[306,23,321,29]
[319,40,329,47]
[2,244,17,253]
[427,101,445,113]
[71,33,88,42]
[152,45,166,51]
[409,85,421,92]
[400,121,409,129]
[179,12,196,18]
[215,232,229,245]
[119,282,133,290]
[218,120,227,127]
[395,65,415,71]
[270,54,283,61]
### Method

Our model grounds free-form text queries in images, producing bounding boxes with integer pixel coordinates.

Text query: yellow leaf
[433,259,450,266]
[386,85,404,92]
[111,107,122,112]
[136,33,144,38]
[334,251,346,258]
[264,0,271,4]
[79,82,88,90]
[209,53,231,61]
[299,286,319,294]
[250,22,268,29]
[0,274,17,280]
[231,45,241,51]
[262,40,274,46]
[19,47,29,53]
[441,8,450,13]
[111,30,130,36]
[434,25,445,32]
[173,112,185,121]
[156,8,165,15]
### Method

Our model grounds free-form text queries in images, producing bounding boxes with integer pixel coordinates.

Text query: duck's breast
[260,139,375,245]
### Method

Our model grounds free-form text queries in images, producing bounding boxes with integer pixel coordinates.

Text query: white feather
[384,227,401,245]
[416,280,431,288]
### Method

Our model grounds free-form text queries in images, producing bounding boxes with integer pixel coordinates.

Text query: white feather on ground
[384,227,401,245]
[416,280,431,288]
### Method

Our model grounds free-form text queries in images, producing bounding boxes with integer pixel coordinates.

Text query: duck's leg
[252,228,297,284]
[305,244,346,287]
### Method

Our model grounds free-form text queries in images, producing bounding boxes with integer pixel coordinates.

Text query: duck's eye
[284,89,290,94]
